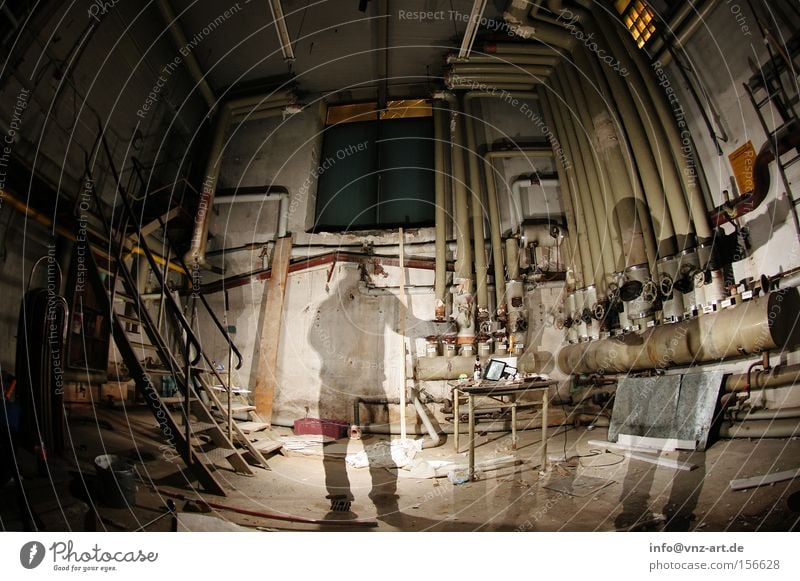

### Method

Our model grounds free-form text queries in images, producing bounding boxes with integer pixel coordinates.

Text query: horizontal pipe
[719,418,800,439]
[214,191,289,238]
[447,53,562,66]
[735,407,800,421]
[558,289,800,375]
[710,126,800,227]
[724,363,800,392]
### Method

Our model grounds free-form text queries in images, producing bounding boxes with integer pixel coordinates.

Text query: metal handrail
[128,159,243,370]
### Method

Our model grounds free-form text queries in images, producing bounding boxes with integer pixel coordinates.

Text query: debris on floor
[623,451,698,471]
[543,474,614,498]
[397,455,519,480]
[345,438,422,469]
[729,467,800,491]
[279,434,336,457]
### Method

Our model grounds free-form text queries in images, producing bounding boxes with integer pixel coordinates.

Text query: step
[188,422,219,434]
[129,340,159,351]
[117,314,142,325]
[142,367,174,375]
[213,404,256,414]
[235,421,269,433]
[251,439,283,455]
[209,385,251,394]
[161,396,198,405]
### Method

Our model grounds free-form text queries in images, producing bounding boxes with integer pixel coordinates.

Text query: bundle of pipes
[185,90,300,271]
[429,0,729,375]
[494,0,725,345]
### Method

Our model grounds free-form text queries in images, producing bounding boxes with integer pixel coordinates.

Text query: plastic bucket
[94,454,137,508]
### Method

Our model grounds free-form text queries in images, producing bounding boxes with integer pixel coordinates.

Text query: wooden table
[451,379,555,481]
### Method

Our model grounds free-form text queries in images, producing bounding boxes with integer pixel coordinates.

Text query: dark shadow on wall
[307,265,436,526]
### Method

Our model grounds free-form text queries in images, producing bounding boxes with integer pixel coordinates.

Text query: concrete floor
[4,407,799,532]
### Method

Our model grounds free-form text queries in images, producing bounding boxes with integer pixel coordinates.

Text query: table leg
[468,393,475,481]
[541,390,549,473]
[511,396,517,451]
[453,389,460,453]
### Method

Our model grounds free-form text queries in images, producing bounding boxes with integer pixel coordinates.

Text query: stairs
[76,138,277,496]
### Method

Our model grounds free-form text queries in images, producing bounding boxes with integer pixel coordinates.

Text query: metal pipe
[502,0,577,51]
[434,107,448,320]
[230,103,295,125]
[652,0,724,67]
[184,92,296,270]
[598,11,713,243]
[214,191,290,238]
[538,90,586,287]
[463,91,543,315]
[433,92,472,287]
[558,63,633,271]
[155,0,216,110]
[557,289,800,375]
[549,72,610,293]
[734,408,800,421]
[719,418,800,439]
[446,54,561,66]
[413,391,443,448]
[446,72,553,88]
[462,94,490,317]
[506,237,521,280]
[449,64,555,76]
[724,362,800,392]
[563,9,690,257]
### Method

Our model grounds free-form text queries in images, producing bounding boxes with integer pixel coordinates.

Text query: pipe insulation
[434,107,448,320]
[719,419,800,439]
[597,10,713,243]
[547,73,609,292]
[184,90,296,270]
[434,92,473,287]
[156,0,216,110]
[463,94,490,315]
[214,190,290,238]
[557,289,800,375]
[538,90,587,287]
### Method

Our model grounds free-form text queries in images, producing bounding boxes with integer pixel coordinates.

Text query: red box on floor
[293,418,350,439]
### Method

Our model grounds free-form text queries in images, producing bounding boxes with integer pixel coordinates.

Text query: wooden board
[729,468,800,491]
[617,434,695,451]
[624,451,697,472]
[251,439,283,454]
[253,235,293,422]
[236,421,270,433]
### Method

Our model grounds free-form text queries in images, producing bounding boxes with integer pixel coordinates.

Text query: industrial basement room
[1,0,800,552]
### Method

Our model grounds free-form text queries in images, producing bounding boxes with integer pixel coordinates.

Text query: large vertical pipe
[463,97,489,317]
[440,94,473,286]
[483,154,507,312]
[538,89,586,287]
[577,12,696,252]
[550,72,611,294]
[600,9,713,243]
[560,61,652,271]
[156,0,216,110]
[433,107,448,320]
[184,92,296,270]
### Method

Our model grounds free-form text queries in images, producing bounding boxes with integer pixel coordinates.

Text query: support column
[254,235,293,422]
